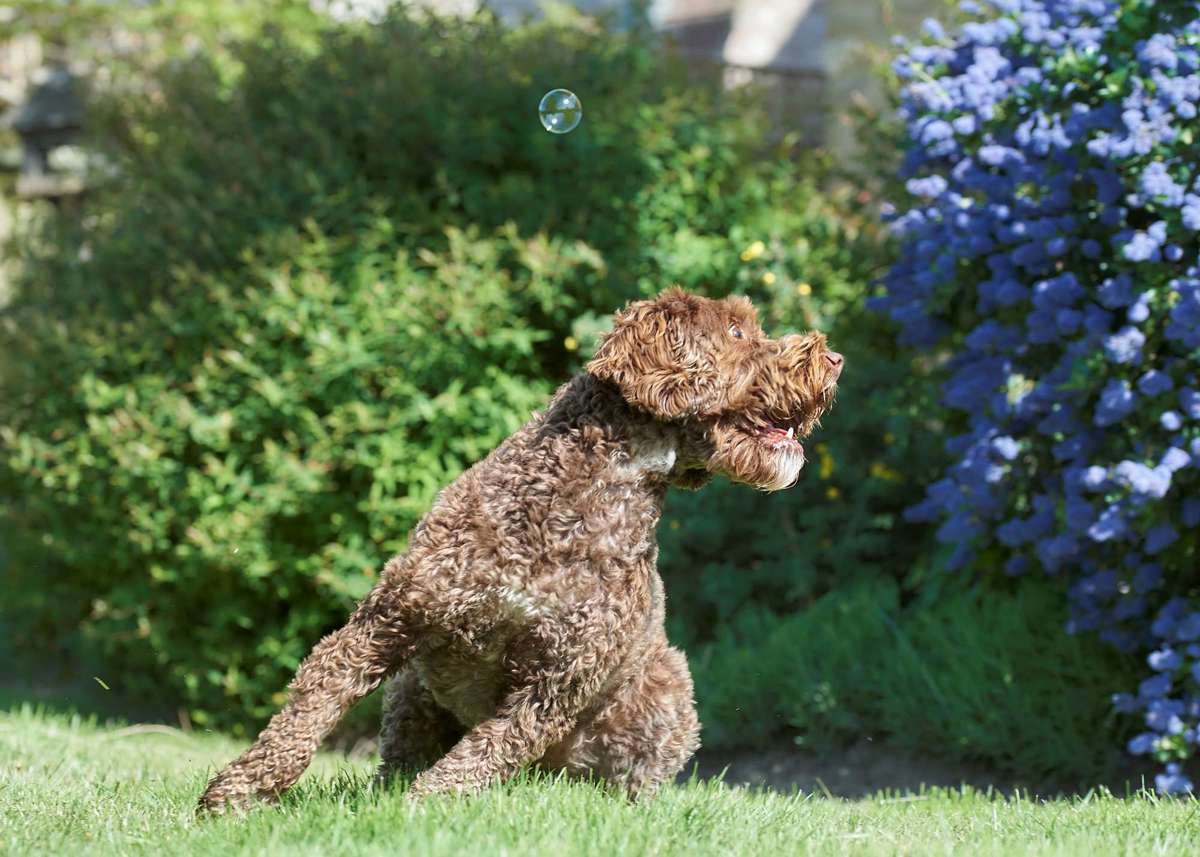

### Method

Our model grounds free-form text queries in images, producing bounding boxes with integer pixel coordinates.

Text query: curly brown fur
[197,287,843,814]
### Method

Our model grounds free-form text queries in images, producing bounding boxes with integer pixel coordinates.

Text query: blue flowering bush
[874,0,1200,792]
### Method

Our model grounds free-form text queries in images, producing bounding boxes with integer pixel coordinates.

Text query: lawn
[2,707,1199,857]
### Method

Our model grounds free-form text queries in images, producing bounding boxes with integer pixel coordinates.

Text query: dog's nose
[824,351,844,374]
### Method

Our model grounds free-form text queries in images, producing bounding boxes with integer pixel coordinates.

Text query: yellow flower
[797,282,812,297]
[816,443,834,479]
[564,336,579,352]
[761,271,777,285]
[826,486,840,500]
[740,240,766,262]
[883,432,895,444]
[870,462,901,482]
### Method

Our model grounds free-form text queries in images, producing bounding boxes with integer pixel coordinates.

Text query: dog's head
[588,287,843,491]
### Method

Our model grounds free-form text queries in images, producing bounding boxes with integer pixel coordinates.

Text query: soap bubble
[538,89,582,134]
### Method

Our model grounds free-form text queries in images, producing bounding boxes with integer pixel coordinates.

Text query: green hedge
[692,576,1140,782]
[2,9,929,734]
[3,223,586,726]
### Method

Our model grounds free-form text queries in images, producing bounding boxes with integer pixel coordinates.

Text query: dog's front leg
[404,676,588,799]
[197,592,414,814]
[404,613,624,801]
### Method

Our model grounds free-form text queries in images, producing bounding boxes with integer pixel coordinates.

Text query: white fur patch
[769,447,806,490]
[622,437,678,476]
[495,585,553,622]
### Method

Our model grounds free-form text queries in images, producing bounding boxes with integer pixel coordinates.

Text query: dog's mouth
[752,420,805,454]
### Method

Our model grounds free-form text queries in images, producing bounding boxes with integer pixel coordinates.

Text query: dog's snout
[824,351,844,374]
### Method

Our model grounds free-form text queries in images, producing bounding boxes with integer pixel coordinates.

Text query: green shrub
[657,215,947,651]
[692,576,1140,783]
[18,8,771,328]
[2,222,596,729]
[2,8,924,734]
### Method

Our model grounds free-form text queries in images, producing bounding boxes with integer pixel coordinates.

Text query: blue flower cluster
[875,0,1200,793]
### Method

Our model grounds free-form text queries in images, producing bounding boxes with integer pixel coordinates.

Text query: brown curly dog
[198,287,843,813]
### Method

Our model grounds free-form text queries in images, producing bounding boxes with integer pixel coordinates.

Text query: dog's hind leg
[197,584,415,814]
[539,640,700,799]
[375,668,464,784]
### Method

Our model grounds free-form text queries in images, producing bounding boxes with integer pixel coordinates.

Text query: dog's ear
[587,287,721,419]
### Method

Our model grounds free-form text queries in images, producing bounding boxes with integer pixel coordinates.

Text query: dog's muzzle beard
[763,442,806,491]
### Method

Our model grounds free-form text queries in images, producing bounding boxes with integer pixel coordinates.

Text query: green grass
[2,707,1199,856]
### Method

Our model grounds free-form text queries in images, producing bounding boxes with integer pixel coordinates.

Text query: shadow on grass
[687,734,1166,801]
[0,619,176,728]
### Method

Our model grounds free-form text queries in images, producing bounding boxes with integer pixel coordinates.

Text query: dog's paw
[196,778,279,818]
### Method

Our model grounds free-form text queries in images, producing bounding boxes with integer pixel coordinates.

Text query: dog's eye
[729,323,744,340]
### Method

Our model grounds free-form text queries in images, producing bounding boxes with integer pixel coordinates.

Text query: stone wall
[653,0,946,149]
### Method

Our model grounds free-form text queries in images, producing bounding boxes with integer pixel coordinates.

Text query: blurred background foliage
[0,2,1137,782]
[5,1,326,74]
